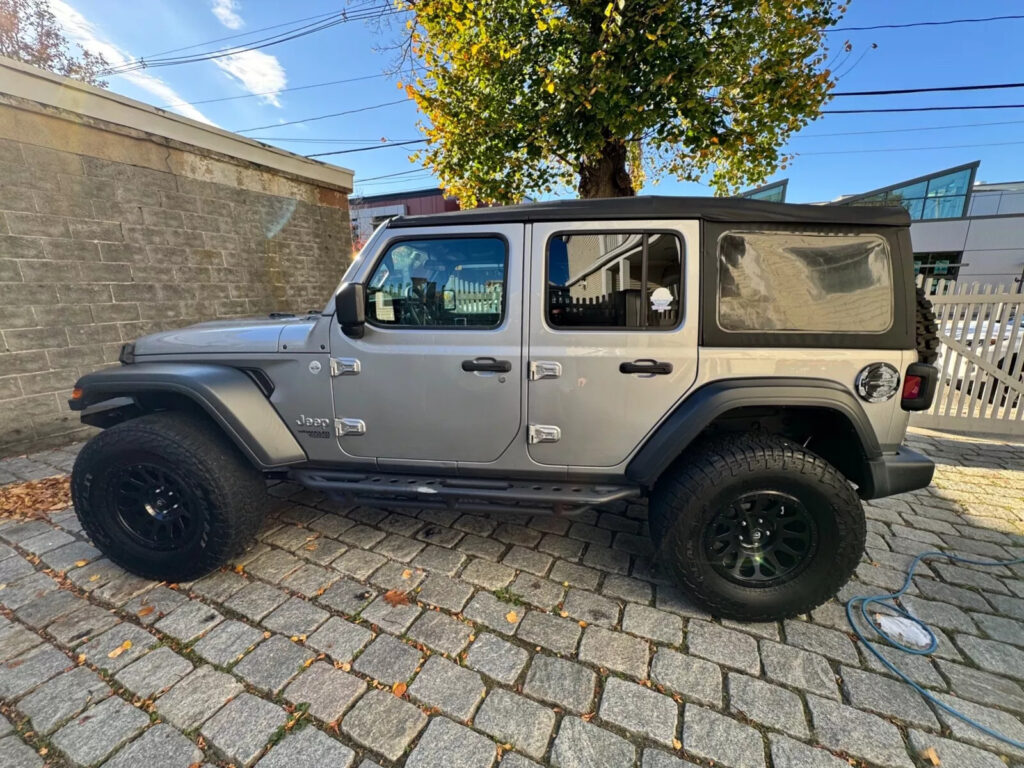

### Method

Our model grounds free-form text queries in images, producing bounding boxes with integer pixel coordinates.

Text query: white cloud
[213,50,287,107]
[49,0,216,125]
[211,0,244,30]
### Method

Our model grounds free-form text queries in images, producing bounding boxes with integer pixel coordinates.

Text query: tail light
[901,363,937,411]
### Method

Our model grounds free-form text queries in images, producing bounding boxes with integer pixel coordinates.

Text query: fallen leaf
[88,574,100,582]
[581,712,596,722]
[136,606,155,618]
[505,611,518,624]
[38,747,48,756]
[233,564,244,574]
[107,640,133,659]
[0,475,70,519]
[74,560,89,567]
[383,589,411,607]
[673,738,682,750]
[921,747,941,766]
[393,681,408,696]
[578,620,587,628]
[401,569,413,580]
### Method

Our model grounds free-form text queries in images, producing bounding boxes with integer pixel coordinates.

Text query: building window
[914,252,963,277]
[546,232,683,329]
[366,237,506,328]
[843,166,975,221]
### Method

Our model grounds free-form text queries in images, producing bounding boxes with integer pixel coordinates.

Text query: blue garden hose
[846,549,1024,749]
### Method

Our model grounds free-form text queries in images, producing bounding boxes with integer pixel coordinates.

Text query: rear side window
[547,232,683,329]
[717,231,892,333]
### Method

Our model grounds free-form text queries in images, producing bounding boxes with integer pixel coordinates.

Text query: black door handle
[462,357,512,373]
[620,359,673,375]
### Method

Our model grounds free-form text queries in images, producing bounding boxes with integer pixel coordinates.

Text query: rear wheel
[650,434,865,621]
[71,412,268,582]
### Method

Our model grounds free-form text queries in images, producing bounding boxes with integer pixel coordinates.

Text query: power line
[144,8,346,58]
[833,82,1024,97]
[822,104,1024,114]
[357,168,430,182]
[829,14,1024,32]
[796,138,1024,156]
[306,140,426,158]
[252,137,422,143]
[160,73,392,108]
[793,118,1024,139]
[103,6,400,75]
[235,99,412,133]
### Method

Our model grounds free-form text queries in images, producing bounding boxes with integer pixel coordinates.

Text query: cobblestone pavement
[0,428,1022,768]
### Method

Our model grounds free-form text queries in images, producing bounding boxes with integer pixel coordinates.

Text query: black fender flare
[70,363,306,468]
[625,377,882,488]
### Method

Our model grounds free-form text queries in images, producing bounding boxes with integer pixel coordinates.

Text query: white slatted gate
[910,277,1024,437]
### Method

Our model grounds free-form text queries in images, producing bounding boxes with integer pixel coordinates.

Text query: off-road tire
[71,412,268,582]
[649,434,865,621]
[916,285,940,364]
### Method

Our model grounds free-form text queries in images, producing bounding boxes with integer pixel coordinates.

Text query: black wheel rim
[110,464,197,551]
[704,490,818,587]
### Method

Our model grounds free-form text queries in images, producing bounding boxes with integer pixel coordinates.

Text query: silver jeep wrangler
[68,197,939,620]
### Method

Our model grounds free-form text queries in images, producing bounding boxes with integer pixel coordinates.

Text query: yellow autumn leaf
[74,560,88,567]
[402,569,413,580]
[107,640,132,659]
[537,20,548,30]
[544,81,555,94]
[505,611,518,623]
[88,574,100,582]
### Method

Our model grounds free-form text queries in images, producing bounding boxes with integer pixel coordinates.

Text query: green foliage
[0,0,109,86]
[399,0,844,203]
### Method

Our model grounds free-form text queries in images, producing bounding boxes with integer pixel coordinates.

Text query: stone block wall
[0,89,352,457]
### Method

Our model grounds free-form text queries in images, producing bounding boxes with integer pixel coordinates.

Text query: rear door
[526,219,700,467]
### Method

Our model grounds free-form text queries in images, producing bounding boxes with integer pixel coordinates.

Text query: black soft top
[387,195,910,228]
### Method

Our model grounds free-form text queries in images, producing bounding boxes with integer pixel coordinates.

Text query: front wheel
[650,434,865,621]
[71,412,268,582]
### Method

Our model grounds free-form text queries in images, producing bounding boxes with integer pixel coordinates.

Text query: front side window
[366,237,506,328]
[717,230,892,333]
[546,232,683,329]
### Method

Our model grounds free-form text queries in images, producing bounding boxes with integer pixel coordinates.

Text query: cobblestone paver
[0,428,1022,766]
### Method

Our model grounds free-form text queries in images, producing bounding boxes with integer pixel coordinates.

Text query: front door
[330,225,524,463]
[527,220,700,467]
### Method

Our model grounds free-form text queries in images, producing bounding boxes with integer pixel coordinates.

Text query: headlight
[855,363,900,403]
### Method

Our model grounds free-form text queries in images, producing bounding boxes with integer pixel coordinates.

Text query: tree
[398,0,844,203]
[0,0,109,87]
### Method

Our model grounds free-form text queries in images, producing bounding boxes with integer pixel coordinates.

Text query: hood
[133,315,317,356]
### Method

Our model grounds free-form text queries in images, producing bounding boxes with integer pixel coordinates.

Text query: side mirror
[336,283,366,338]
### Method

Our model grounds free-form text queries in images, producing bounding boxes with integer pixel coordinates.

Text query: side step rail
[290,469,642,516]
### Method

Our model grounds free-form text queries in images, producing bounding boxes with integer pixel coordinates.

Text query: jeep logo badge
[308,360,322,374]
[296,414,331,428]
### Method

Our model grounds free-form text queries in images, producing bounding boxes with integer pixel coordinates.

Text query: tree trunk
[577,140,635,198]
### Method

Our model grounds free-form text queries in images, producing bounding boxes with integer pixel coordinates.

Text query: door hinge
[529,360,562,380]
[528,424,561,444]
[335,418,366,436]
[330,358,361,377]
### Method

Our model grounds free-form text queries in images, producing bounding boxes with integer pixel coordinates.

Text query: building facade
[0,57,354,455]
[350,188,460,250]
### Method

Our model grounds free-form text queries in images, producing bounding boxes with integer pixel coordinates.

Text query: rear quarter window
[717,231,893,333]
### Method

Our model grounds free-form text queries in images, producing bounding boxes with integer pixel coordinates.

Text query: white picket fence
[910,277,1024,437]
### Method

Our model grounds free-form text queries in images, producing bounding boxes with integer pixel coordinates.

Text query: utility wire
[833,82,1024,97]
[306,139,426,157]
[160,73,392,108]
[793,117,1024,139]
[829,14,1024,32]
[822,104,1024,114]
[144,7,347,58]
[357,168,429,182]
[235,99,412,133]
[103,6,400,75]
[796,138,1024,156]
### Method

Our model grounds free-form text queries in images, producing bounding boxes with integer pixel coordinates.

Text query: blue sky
[52,0,1024,202]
